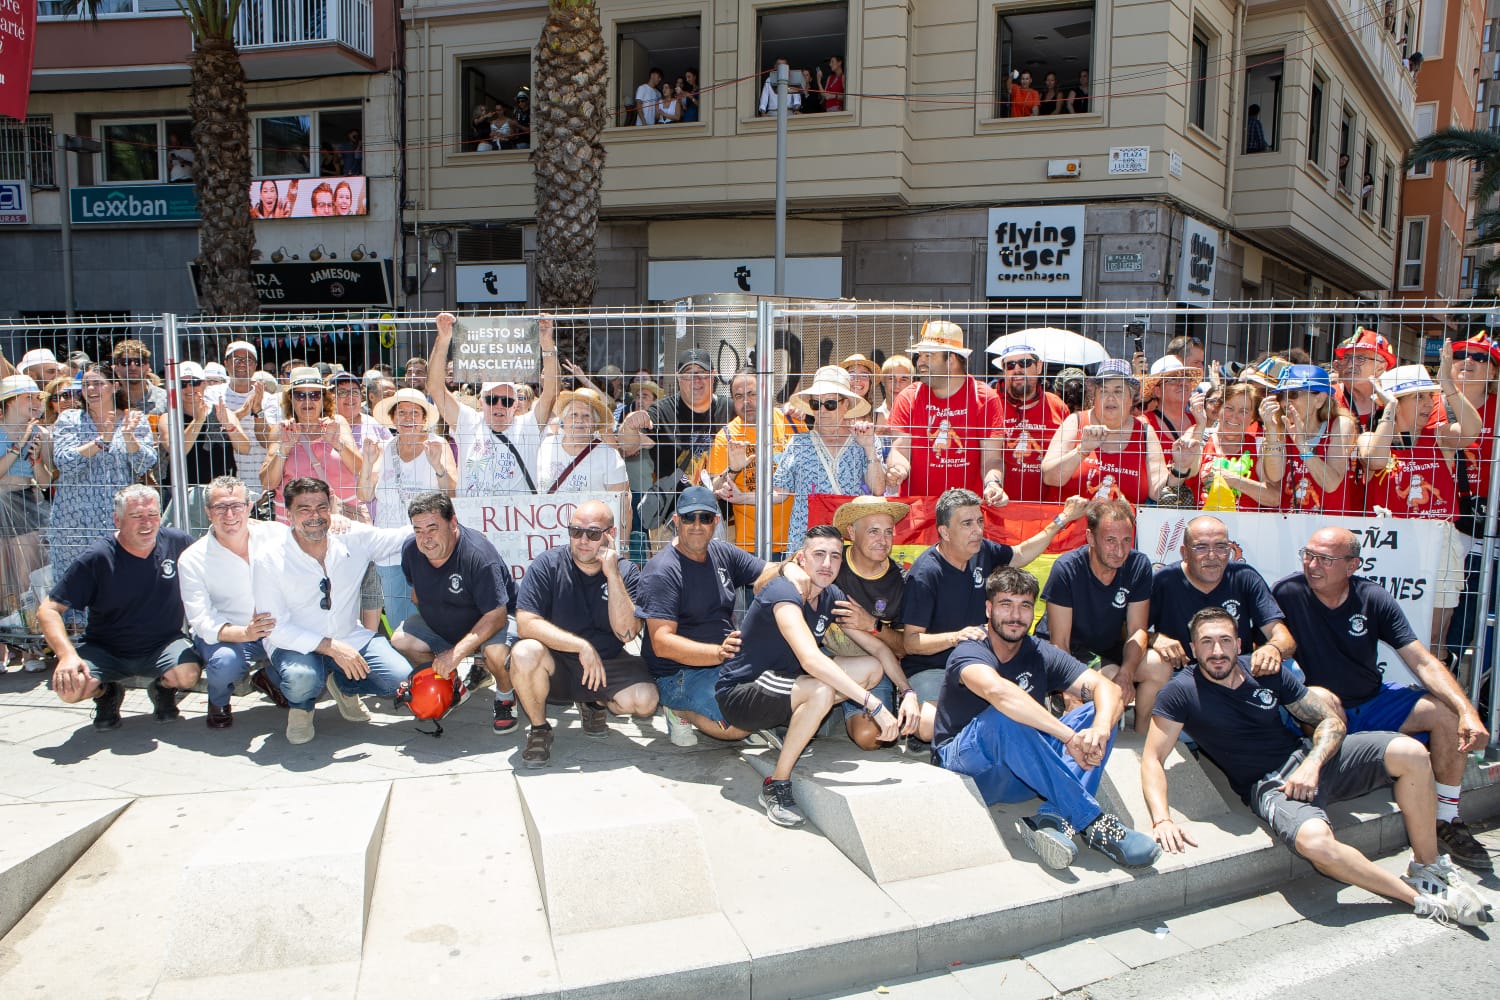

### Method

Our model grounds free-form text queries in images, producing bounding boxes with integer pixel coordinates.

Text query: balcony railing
[1344,0,1416,123]
[233,0,374,60]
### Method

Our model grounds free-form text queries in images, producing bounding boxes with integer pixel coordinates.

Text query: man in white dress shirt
[252,477,415,744]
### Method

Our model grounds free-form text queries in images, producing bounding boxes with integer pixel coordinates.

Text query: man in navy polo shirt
[38,485,203,730]
[1136,514,1295,731]
[638,486,784,746]
[716,526,903,827]
[934,566,1159,871]
[903,488,1085,705]
[1143,606,1490,926]
[1273,526,1491,870]
[391,492,519,733]
[1035,498,1151,714]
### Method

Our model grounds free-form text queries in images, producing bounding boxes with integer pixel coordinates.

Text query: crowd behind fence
[0,299,1496,744]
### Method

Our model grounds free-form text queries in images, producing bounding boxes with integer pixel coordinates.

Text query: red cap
[1452,331,1500,365]
[1334,327,1396,369]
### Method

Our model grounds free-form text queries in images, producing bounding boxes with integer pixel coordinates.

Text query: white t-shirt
[204,381,283,500]
[454,404,543,496]
[372,436,446,564]
[635,83,662,125]
[536,434,627,494]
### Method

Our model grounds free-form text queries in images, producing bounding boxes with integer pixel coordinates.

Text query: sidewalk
[0,667,1497,999]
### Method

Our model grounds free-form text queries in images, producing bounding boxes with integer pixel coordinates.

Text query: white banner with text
[454,491,630,582]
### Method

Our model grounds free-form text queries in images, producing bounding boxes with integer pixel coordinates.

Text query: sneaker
[148,679,181,723]
[577,700,609,738]
[754,728,784,750]
[23,658,46,673]
[465,660,493,693]
[92,681,124,732]
[1017,813,1079,870]
[759,778,805,828]
[325,675,370,723]
[1414,889,1494,928]
[1436,819,1494,872]
[286,707,316,745]
[664,707,699,747]
[1403,856,1493,923]
[206,701,233,729]
[1082,812,1162,869]
[493,697,518,734]
[522,725,553,768]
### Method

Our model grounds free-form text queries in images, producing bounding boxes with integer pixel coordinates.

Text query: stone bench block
[741,747,1009,882]
[1096,732,1229,832]
[0,798,130,937]
[516,766,717,935]
[161,783,392,979]
[553,912,749,999]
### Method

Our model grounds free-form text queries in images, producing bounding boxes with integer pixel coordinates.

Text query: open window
[1242,52,1281,153]
[995,4,1094,119]
[755,1,849,116]
[98,117,193,183]
[616,16,702,126]
[458,54,533,152]
[1336,105,1354,190]
[1360,135,1376,214]
[254,108,364,176]
[1188,26,1212,132]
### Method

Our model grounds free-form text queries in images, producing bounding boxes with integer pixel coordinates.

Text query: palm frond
[1404,127,1500,205]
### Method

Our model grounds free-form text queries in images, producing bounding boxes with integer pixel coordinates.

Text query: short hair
[111,338,151,360]
[804,523,844,545]
[985,566,1040,602]
[935,488,982,529]
[407,491,455,521]
[881,355,914,375]
[1165,335,1203,358]
[283,477,331,505]
[1187,606,1238,643]
[649,66,664,78]
[1085,498,1136,533]
[113,483,161,518]
[1248,103,1261,115]
[1341,532,1361,560]
[204,475,246,506]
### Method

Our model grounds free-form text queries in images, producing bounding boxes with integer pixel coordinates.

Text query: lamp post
[54,133,103,320]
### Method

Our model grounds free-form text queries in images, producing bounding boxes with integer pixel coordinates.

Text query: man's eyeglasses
[1298,548,1353,567]
[566,525,607,541]
[292,390,323,402]
[807,398,842,411]
[333,385,363,395]
[679,511,716,525]
[1003,358,1038,371]
[1452,350,1494,364]
[1187,543,1233,556]
[319,576,332,610]
[207,501,248,516]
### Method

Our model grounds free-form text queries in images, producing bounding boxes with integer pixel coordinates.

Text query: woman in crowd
[260,368,363,521]
[819,56,846,112]
[874,354,913,432]
[359,388,456,630]
[1041,358,1169,505]
[0,377,52,643]
[657,83,683,124]
[48,362,157,587]
[1142,358,1201,445]
[842,353,878,415]
[331,370,390,453]
[490,102,520,149]
[1185,381,1277,508]
[680,68,700,122]
[157,362,240,493]
[538,387,632,533]
[1258,364,1358,513]
[1066,70,1090,113]
[36,375,81,490]
[773,365,885,553]
[1039,71,1066,115]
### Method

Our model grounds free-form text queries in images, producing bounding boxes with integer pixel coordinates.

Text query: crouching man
[1143,607,1492,927]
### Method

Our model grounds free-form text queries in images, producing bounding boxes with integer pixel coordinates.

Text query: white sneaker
[325,675,371,722]
[663,707,699,747]
[286,708,316,745]
[1404,856,1493,926]
[23,658,46,673]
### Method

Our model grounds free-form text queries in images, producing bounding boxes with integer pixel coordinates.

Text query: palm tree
[1406,127,1500,292]
[71,0,259,314]
[532,0,607,359]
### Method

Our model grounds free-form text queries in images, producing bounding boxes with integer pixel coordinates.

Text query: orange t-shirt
[707,412,795,553]
[1010,84,1040,117]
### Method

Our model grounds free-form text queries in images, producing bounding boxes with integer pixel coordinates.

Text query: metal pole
[754,299,775,562]
[773,63,788,296]
[1475,390,1500,755]
[161,312,190,531]
[56,136,75,320]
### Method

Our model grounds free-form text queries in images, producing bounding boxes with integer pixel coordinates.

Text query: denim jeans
[269,635,413,711]
[936,702,1114,831]
[194,637,267,708]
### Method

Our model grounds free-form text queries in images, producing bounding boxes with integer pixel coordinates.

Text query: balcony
[1340,0,1415,124]
[234,0,376,75]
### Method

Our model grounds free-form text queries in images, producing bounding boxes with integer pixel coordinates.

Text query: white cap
[18,349,58,374]
[1149,355,1186,375]
[203,362,229,382]
[480,381,518,395]
[223,340,258,359]
[177,361,206,382]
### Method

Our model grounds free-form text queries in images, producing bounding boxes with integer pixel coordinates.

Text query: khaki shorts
[1434,525,1466,610]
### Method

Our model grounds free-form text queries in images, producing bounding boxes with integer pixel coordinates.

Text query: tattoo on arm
[1286,688,1346,764]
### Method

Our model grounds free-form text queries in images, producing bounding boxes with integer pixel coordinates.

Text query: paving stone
[949,958,1058,999]
[1020,937,1130,994]
[0,797,130,936]
[1091,922,1194,969]
[1161,905,1257,949]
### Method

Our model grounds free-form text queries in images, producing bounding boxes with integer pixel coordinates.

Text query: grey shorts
[397,612,516,656]
[1250,731,1400,850]
[78,636,199,683]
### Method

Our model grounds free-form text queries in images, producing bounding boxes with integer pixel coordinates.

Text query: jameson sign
[71,184,199,224]
[454,492,630,580]
[451,317,539,383]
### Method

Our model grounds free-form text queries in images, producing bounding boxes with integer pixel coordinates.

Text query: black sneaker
[148,679,181,723]
[1436,819,1495,872]
[577,700,609,738]
[465,660,492,693]
[759,778,805,828]
[493,697,518,733]
[92,682,124,731]
[1082,812,1162,869]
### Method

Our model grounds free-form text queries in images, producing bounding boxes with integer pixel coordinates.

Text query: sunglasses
[566,525,607,541]
[115,357,147,367]
[319,576,332,610]
[181,379,203,388]
[1452,350,1494,364]
[807,398,842,411]
[292,390,324,402]
[484,394,517,407]
[1003,358,1038,371]
[679,511,716,525]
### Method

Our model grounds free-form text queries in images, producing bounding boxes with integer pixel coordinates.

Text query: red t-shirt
[1196,427,1262,509]
[995,389,1068,502]
[1278,422,1354,514]
[890,378,1002,496]
[1457,394,1496,524]
[1146,408,1196,445]
[1067,411,1153,506]
[1365,426,1457,519]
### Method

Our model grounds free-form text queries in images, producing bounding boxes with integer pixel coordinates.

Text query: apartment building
[0,0,402,323]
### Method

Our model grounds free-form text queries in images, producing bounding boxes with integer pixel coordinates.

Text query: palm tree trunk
[188,36,260,315]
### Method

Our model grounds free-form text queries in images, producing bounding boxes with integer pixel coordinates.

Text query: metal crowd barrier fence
[1,299,1496,752]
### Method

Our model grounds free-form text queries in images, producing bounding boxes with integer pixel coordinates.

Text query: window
[994,4,1094,119]
[1485,23,1492,52]
[1243,52,1282,153]
[616,16,702,127]
[99,117,192,183]
[1308,71,1325,165]
[755,1,849,117]
[1336,105,1353,190]
[253,108,363,175]
[1400,217,1426,288]
[1380,157,1394,230]
[1409,103,1435,177]
[1360,135,1376,213]
[1189,28,1211,131]
[39,0,176,16]
[1421,0,1445,58]
[0,115,55,187]
[1462,255,1475,289]
[458,54,532,150]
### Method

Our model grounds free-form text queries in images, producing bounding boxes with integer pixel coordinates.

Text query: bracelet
[1152,817,1172,828]
[728,463,746,474]
[863,693,877,718]
[1170,466,1191,479]
[897,688,915,701]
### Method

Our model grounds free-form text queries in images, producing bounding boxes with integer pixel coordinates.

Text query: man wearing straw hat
[886,320,1003,497]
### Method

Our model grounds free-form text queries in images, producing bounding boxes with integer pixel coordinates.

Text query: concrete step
[0,797,131,937]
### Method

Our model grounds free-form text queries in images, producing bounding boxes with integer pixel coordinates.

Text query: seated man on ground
[40,484,203,730]
[716,525,903,827]
[390,491,519,733]
[1274,527,1492,870]
[511,500,657,767]
[1143,607,1492,926]
[933,567,1160,870]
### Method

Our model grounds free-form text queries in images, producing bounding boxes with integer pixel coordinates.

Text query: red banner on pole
[0,0,38,123]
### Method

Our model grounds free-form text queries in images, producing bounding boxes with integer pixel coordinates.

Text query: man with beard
[886,321,1004,496]
[932,566,1159,871]
[706,368,795,553]
[1143,607,1491,926]
[988,342,1068,503]
[110,339,168,416]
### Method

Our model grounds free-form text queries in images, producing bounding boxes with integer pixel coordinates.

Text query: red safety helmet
[394,667,466,736]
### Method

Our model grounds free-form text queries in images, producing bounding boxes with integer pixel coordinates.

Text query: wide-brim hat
[0,374,42,403]
[373,387,439,430]
[1334,327,1397,369]
[832,495,911,537]
[1142,357,1204,403]
[634,380,663,401]
[287,366,327,391]
[1242,355,1291,390]
[1380,364,1438,399]
[1452,331,1500,364]
[555,386,615,430]
[17,349,58,374]
[841,353,878,376]
[909,320,972,358]
[1089,358,1140,388]
[791,365,871,418]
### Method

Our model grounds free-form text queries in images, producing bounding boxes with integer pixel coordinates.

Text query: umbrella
[986,327,1110,369]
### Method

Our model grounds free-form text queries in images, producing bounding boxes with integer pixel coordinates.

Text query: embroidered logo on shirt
[160,559,177,580]
[1223,599,1241,621]
[1015,671,1034,693]
[448,573,465,594]
[718,567,732,592]
[1348,613,1368,637]
[1112,587,1128,609]
[1253,687,1276,708]
[813,614,829,637]
[973,567,983,587]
